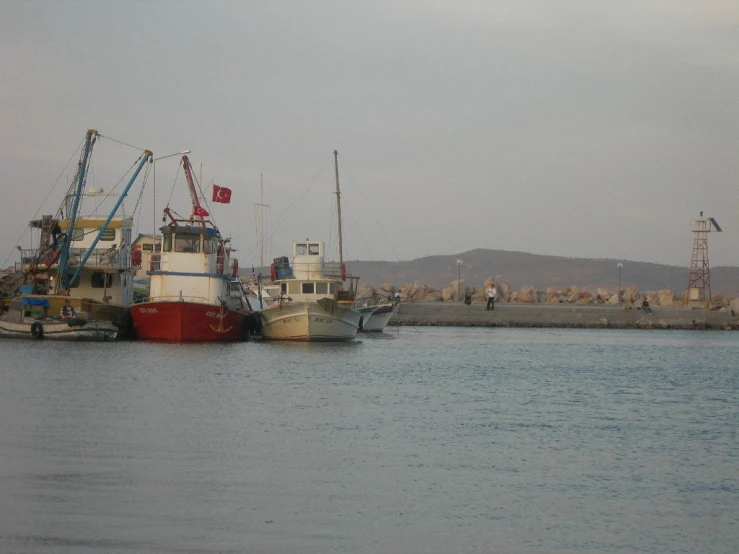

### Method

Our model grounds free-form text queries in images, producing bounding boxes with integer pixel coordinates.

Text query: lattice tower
[686,212,722,303]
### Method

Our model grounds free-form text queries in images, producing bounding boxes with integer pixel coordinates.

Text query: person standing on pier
[486,283,497,311]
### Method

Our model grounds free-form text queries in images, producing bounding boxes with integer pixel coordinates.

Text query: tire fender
[31,321,44,339]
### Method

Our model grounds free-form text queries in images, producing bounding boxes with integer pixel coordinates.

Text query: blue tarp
[22,298,50,308]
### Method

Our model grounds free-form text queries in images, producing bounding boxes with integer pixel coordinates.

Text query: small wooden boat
[0,298,117,341]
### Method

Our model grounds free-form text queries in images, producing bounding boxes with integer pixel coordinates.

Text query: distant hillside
[342,249,739,297]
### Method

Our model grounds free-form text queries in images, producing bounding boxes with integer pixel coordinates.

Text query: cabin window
[99,228,116,242]
[328,282,335,294]
[65,273,79,288]
[70,227,85,241]
[308,243,320,255]
[203,236,217,254]
[142,243,161,252]
[163,234,173,252]
[175,235,200,253]
[280,282,287,294]
[302,282,315,294]
[295,243,307,256]
[316,282,328,295]
[91,272,114,288]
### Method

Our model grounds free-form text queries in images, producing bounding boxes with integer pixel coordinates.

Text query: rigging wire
[164,162,184,211]
[342,200,375,261]
[131,163,153,239]
[341,162,402,261]
[82,155,143,220]
[1,135,85,269]
[97,133,146,152]
[240,156,333,267]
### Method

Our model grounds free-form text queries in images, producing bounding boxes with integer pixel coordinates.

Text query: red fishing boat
[129,155,257,341]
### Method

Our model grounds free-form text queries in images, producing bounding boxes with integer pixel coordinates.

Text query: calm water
[0,328,736,554]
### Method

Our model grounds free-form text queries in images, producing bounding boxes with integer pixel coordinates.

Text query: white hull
[259,299,361,341]
[360,303,398,332]
[0,318,118,341]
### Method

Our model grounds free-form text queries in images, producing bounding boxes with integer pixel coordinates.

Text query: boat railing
[21,247,137,270]
[322,262,342,278]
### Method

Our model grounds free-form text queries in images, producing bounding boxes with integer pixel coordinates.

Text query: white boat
[258,151,362,341]
[358,301,398,332]
[258,240,362,341]
[0,298,118,341]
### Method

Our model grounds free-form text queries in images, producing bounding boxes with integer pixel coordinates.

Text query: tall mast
[259,173,264,269]
[333,150,343,268]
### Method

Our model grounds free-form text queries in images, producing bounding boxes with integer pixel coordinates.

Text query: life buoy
[31,322,44,339]
[270,263,276,281]
[231,258,239,277]
[341,263,347,281]
[131,250,142,266]
[216,244,225,275]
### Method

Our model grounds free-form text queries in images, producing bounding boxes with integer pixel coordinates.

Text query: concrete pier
[390,302,738,330]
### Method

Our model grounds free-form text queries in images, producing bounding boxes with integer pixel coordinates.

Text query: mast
[259,173,264,270]
[57,129,97,291]
[333,150,343,268]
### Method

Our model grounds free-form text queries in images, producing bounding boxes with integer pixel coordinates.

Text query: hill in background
[343,249,739,298]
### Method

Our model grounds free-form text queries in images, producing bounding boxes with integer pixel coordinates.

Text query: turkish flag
[194,206,209,217]
[213,184,232,204]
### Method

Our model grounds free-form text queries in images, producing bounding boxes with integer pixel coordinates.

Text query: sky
[1,0,738,271]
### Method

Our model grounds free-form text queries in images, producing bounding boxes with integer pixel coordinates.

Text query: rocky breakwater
[359,281,739,330]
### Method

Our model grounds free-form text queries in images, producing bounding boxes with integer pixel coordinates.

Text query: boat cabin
[147,224,245,310]
[21,215,135,306]
[273,239,355,304]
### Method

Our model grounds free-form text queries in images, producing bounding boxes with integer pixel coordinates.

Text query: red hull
[130,301,246,342]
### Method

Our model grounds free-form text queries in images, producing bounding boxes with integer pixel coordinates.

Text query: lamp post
[456,259,462,302]
[617,262,623,305]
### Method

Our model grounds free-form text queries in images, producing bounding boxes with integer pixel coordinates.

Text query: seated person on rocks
[641,297,654,315]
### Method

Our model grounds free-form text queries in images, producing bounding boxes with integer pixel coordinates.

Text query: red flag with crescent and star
[213,184,232,204]
[194,206,209,217]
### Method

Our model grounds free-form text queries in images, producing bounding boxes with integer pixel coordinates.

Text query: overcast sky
[1,0,737,271]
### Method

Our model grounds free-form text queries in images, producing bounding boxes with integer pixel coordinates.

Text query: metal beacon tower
[686,212,722,305]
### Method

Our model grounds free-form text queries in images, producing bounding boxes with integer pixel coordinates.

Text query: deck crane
[163,154,210,226]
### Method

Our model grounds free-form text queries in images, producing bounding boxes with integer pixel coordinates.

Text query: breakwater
[389,301,739,330]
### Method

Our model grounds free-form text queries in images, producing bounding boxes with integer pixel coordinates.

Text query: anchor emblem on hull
[210,302,233,334]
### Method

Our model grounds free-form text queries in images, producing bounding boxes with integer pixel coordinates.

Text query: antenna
[686,212,722,304]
